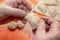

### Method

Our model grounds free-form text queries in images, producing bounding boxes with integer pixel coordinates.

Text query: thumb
[0,4,27,17]
[8,7,27,17]
[36,19,46,33]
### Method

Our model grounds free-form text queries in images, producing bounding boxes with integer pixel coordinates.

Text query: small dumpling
[56,0,60,5]
[56,6,60,19]
[25,12,40,30]
[17,20,25,29]
[38,4,48,13]
[8,21,17,30]
[48,6,56,17]
[43,0,57,6]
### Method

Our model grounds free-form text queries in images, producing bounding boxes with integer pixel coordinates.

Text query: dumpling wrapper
[38,4,48,13]
[48,6,56,17]
[43,0,57,6]
[56,6,60,19]
[17,20,25,29]
[56,0,60,5]
[8,21,17,30]
[25,12,40,30]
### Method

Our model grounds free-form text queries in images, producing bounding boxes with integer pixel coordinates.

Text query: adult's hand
[0,0,31,19]
[34,16,60,40]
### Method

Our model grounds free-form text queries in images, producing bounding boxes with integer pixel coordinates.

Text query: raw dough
[25,12,40,30]
[56,0,60,5]
[48,6,57,17]
[56,6,60,19]
[8,21,17,30]
[43,0,57,6]
[38,4,48,13]
[17,20,25,29]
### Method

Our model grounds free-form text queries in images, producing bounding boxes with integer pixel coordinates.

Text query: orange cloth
[0,0,4,2]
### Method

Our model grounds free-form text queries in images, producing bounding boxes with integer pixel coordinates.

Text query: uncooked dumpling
[8,21,17,30]
[25,12,40,30]
[38,4,48,13]
[17,20,25,29]
[56,6,60,19]
[56,0,60,5]
[43,0,57,6]
[48,6,56,17]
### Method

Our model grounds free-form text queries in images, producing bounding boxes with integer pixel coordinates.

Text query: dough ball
[48,6,56,17]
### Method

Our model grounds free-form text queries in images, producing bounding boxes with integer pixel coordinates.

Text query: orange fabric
[0,0,4,2]
[29,0,37,5]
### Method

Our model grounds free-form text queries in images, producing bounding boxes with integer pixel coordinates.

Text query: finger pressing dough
[8,21,17,30]
[43,0,57,6]
[38,4,48,13]
[25,12,40,30]
[17,20,25,29]
[48,6,56,17]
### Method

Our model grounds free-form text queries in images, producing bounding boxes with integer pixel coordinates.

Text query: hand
[34,16,60,40]
[0,0,31,18]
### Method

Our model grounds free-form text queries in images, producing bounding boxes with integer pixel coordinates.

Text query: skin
[0,0,31,19]
[22,16,60,40]
[34,16,60,40]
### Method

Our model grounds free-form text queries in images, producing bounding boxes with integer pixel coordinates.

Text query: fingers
[16,0,23,5]
[7,6,27,17]
[41,16,55,25]
[18,5,23,9]
[23,0,32,10]
[34,19,46,40]
[22,5,30,12]
[22,21,34,40]
[48,20,59,34]
[36,19,46,33]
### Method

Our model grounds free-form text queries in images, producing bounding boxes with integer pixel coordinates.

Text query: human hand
[0,0,31,18]
[34,16,60,40]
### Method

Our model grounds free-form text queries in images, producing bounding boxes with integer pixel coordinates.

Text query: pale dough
[43,0,57,6]
[8,21,17,30]
[17,20,25,29]
[38,4,48,13]
[48,6,57,17]
[25,12,40,30]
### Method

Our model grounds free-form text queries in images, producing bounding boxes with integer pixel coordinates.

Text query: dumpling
[43,0,57,6]
[38,4,48,13]
[25,12,40,30]
[17,20,25,29]
[48,6,56,17]
[8,21,17,30]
